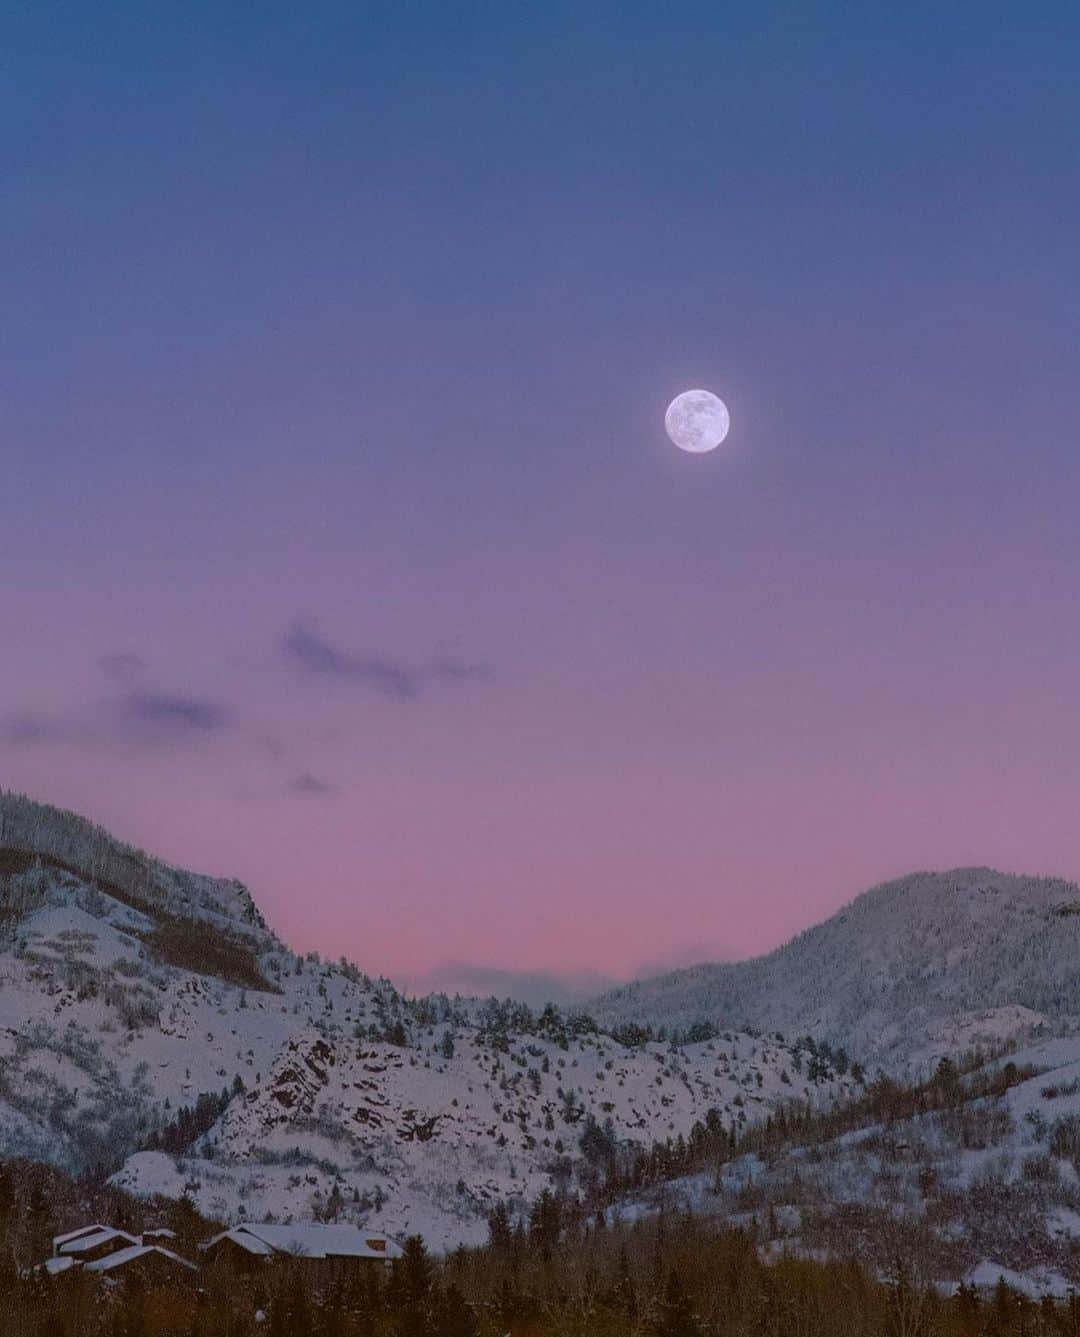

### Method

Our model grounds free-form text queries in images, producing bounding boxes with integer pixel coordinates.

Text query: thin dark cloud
[123,692,230,734]
[99,652,146,683]
[1,715,89,746]
[283,624,419,698]
[283,623,490,700]
[2,690,231,749]
[289,772,337,797]
[428,656,491,684]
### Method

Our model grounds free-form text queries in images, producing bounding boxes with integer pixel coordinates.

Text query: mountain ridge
[0,792,854,1249]
[591,865,1080,1068]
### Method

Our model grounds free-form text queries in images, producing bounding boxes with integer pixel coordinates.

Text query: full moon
[664,389,730,454]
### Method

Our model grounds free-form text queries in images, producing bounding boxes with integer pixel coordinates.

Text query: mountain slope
[607,1034,1080,1294]
[592,868,1080,1068]
[0,792,854,1249]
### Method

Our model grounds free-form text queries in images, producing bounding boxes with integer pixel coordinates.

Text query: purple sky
[4,3,1080,994]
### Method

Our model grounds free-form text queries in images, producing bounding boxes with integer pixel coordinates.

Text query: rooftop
[84,1245,198,1275]
[204,1223,402,1261]
[56,1227,139,1256]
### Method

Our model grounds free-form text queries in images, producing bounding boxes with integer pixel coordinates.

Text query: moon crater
[665,389,730,454]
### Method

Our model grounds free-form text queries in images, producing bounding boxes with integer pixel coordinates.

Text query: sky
[3,1,1080,999]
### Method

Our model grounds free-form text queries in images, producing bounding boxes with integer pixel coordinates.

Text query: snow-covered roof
[41,1256,79,1276]
[84,1244,198,1275]
[204,1223,402,1260]
[57,1227,139,1256]
[54,1224,114,1249]
[201,1228,274,1257]
[142,1228,177,1240]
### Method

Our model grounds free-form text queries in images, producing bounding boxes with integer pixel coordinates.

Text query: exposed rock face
[1,794,853,1249]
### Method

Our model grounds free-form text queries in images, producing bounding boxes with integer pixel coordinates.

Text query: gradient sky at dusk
[4,2,1080,995]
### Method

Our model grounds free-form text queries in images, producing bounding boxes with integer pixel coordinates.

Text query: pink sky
[6,518,1080,992]
[6,1,1080,997]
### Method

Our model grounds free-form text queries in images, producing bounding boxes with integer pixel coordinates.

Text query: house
[37,1226,198,1284]
[83,1244,199,1285]
[200,1223,402,1274]
[52,1225,141,1264]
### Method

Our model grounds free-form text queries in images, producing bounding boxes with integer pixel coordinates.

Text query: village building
[37,1226,198,1284]
[200,1222,402,1275]
[83,1243,199,1285]
[52,1225,141,1264]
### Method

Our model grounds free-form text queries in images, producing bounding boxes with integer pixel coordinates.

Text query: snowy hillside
[610,1035,1080,1294]
[0,791,265,933]
[0,793,855,1250]
[593,868,1080,1070]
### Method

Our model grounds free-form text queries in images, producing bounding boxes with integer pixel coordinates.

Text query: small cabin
[53,1225,141,1264]
[84,1243,199,1286]
[39,1227,198,1285]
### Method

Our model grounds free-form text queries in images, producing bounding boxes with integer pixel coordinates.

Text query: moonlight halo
[665,389,731,454]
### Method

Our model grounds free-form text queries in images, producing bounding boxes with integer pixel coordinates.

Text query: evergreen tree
[654,1269,699,1337]
[25,1183,55,1263]
[167,1193,207,1254]
[399,1234,433,1305]
[528,1189,562,1260]
[432,1283,477,1337]
[487,1201,513,1253]
[606,1244,637,1319]
[0,1165,13,1226]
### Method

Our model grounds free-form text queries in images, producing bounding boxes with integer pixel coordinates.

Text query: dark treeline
[0,1160,211,1268]
[140,1077,245,1155]
[3,1201,1080,1337]
[0,1049,1056,1336]
[574,1050,1038,1207]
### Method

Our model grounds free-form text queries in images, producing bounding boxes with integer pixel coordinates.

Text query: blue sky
[4,1,1080,986]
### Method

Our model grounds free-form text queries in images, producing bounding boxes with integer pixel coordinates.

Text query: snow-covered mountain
[592,868,1080,1070]
[613,1035,1080,1295]
[0,792,854,1250]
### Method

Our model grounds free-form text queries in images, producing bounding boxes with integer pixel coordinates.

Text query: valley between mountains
[5,790,1080,1292]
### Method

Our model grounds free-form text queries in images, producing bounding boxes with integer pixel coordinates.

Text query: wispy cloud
[428,656,490,684]
[282,622,490,700]
[411,964,621,1010]
[2,687,231,750]
[410,946,727,1010]
[123,692,230,734]
[99,652,146,683]
[1,715,93,746]
[289,771,337,797]
[283,624,420,698]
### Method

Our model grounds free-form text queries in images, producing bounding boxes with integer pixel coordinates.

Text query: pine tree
[389,1234,434,1337]
[432,1283,477,1337]
[0,1165,12,1227]
[654,1269,699,1337]
[399,1234,433,1306]
[528,1189,561,1260]
[168,1192,206,1254]
[25,1183,55,1263]
[609,1244,637,1319]
[487,1201,513,1253]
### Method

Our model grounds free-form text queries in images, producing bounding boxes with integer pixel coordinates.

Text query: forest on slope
[0,792,852,1249]
[593,868,1080,1067]
[0,1161,1075,1337]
